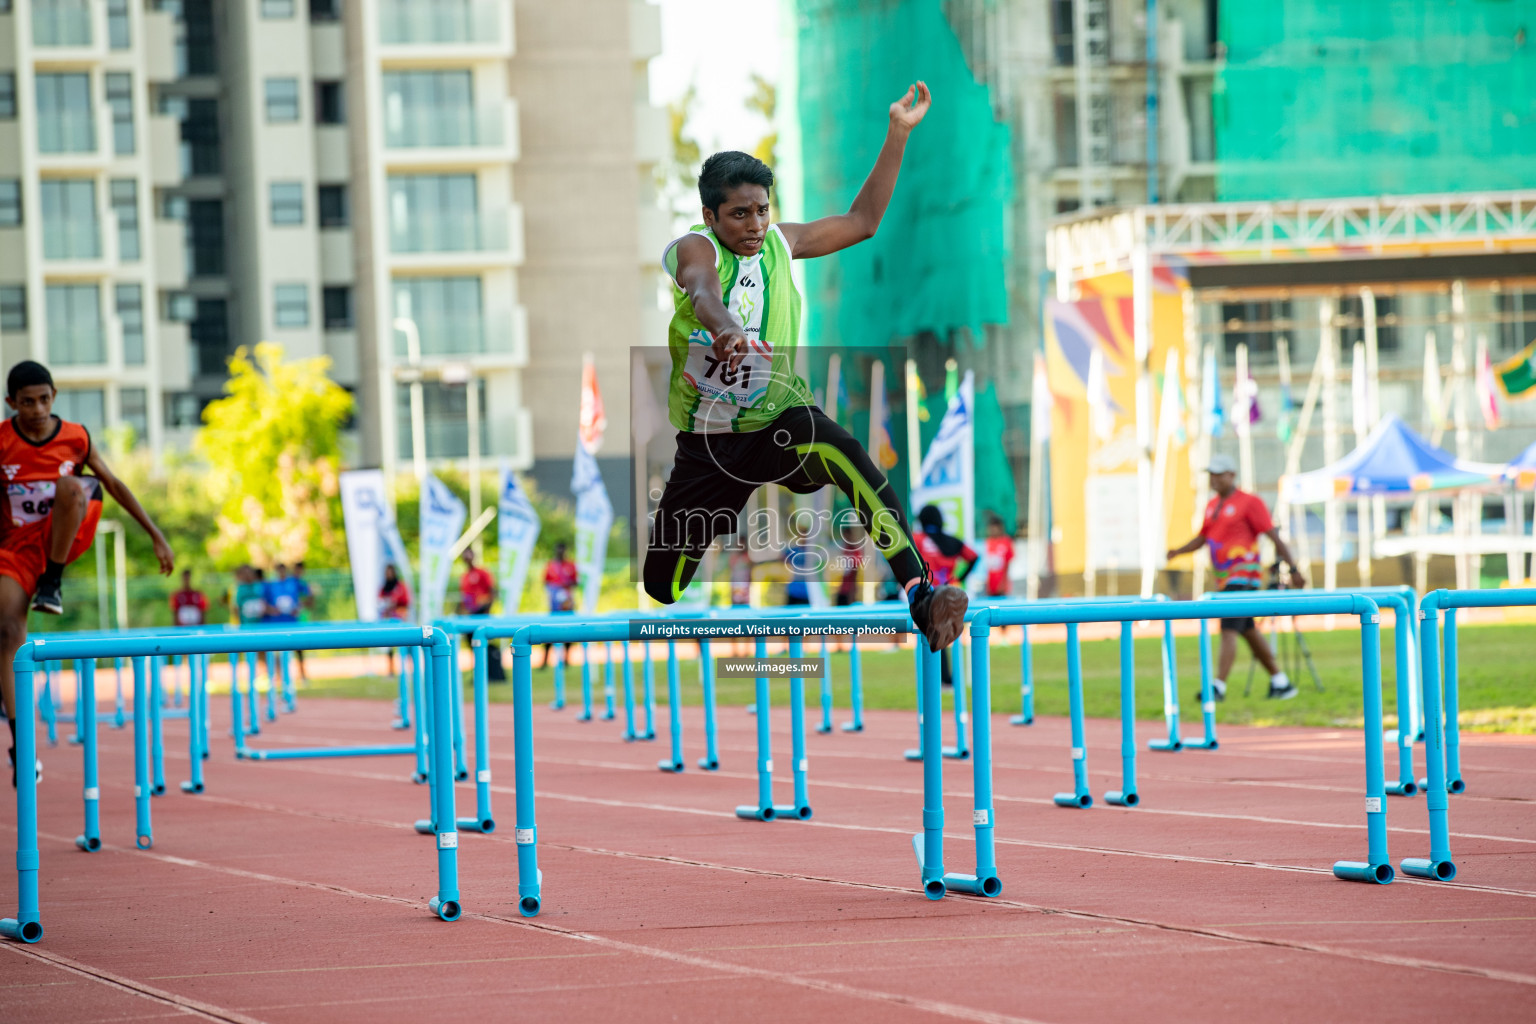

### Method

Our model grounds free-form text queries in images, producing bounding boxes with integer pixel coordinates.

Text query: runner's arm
[1263,528,1306,586]
[85,447,174,574]
[673,233,752,368]
[1166,534,1204,560]
[776,82,931,260]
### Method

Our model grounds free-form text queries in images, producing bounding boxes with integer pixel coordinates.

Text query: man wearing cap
[1166,453,1303,701]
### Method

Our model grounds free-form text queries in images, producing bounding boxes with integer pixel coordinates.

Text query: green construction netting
[1217,3,1536,200]
[795,0,1016,530]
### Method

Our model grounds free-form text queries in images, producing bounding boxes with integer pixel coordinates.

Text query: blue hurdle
[3,623,464,945]
[1401,586,1536,884]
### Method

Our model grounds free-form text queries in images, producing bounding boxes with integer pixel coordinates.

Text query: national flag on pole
[912,370,976,546]
[571,443,613,614]
[579,353,607,453]
[1202,346,1224,439]
[1494,338,1536,401]
[1477,342,1503,429]
[868,360,899,471]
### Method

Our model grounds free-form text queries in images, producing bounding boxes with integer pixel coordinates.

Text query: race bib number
[176,605,202,626]
[683,330,771,410]
[7,481,56,527]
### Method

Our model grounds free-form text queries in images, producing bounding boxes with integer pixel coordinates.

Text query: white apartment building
[1,0,667,489]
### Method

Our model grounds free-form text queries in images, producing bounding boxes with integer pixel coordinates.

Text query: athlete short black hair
[698,151,774,214]
[7,360,54,398]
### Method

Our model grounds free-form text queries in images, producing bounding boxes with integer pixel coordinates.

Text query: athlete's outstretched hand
[889,81,931,133]
[151,533,174,576]
[711,324,751,371]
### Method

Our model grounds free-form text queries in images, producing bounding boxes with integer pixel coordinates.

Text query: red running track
[3,694,1535,1023]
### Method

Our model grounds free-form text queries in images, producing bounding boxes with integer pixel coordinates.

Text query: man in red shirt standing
[170,570,208,626]
[540,542,578,669]
[458,549,502,681]
[1167,454,1303,701]
[982,514,1014,598]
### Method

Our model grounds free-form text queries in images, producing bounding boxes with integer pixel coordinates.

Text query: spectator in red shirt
[379,564,411,678]
[982,514,1014,598]
[1166,454,1305,701]
[170,569,208,627]
[540,542,578,669]
[914,505,976,687]
[458,549,503,681]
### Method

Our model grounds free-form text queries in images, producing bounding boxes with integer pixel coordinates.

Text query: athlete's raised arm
[85,446,174,575]
[776,82,931,260]
[672,232,754,370]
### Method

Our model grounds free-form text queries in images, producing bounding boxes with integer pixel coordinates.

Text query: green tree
[746,72,779,220]
[194,343,352,569]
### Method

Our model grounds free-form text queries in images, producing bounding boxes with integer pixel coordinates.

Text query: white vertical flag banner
[571,443,613,614]
[419,472,466,623]
[340,469,414,621]
[497,465,540,614]
[911,370,976,546]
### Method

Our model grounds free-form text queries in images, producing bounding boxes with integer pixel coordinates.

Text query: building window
[53,389,106,434]
[0,286,26,332]
[190,297,228,377]
[182,97,221,176]
[110,179,140,261]
[36,73,95,154]
[322,286,353,330]
[1496,290,1536,354]
[397,380,489,461]
[1338,293,1400,354]
[0,180,20,227]
[0,74,16,120]
[107,0,131,49]
[188,199,224,277]
[310,0,340,21]
[261,0,296,16]
[392,276,483,356]
[32,0,93,47]
[265,78,301,123]
[1220,300,1290,365]
[116,284,145,365]
[105,73,135,156]
[318,184,348,228]
[383,70,474,147]
[315,81,345,125]
[45,284,105,366]
[40,179,100,260]
[387,173,479,254]
[274,283,309,328]
[186,0,217,75]
[269,182,305,225]
[1051,0,1075,66]
[120,387,148,443]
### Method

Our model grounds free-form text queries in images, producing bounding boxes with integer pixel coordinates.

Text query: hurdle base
[74,834,101,852]
[239,743,417,760]
[600,711,615,721]
[696,756,719,771]
[429,896,462,922]
[1104,789,1139,807]
[575,712,592,722]
[942,872,1003,898]
[454,768,469,782]
[1054,792,1093,809]
[391,719,411,731]
[414,816,495,834]
[904,746,969,761]
[1399,857,1458,882]
[1183,737,1220,750]
[910,835,947,901]
[151,783,166,797]
[136,834,153,850]
[657,758,685,773]
[0,917,43,943]
[815,724,832,734]
[1008,714,1033,726]
[735,804,775,821]
[549,700,564,711]
[412,771,428,784]
[1386,780,1418,797]
[840,721,863,733]
[179,780,204,794]
[1149,738,1183,752]
[1332,860,1394,884]
[1417,777,1467,794]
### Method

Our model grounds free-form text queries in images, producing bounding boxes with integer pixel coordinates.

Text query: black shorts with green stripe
[642,404,924,603]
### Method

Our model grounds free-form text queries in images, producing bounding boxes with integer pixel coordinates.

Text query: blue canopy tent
[1281,415,1502,505]
[1504,438,1536,489]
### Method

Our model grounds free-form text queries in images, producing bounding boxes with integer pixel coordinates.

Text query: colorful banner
[912,370,976,546]
[571,444,613,614]
[867,359,899,471]
[1494,338,1536,401]
[418,473,466,623]
[1042,268,1195,575]
[497,465,540,614]
[338,469,414,622]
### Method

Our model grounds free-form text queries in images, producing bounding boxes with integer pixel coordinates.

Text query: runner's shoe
[8,746,42,789]
[1267,680,1299,700]
[908,579,968,651]
[31,577,63,615]
[1206,679,1227,702]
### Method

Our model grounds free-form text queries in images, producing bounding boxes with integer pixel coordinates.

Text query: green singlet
[662,224,814,434]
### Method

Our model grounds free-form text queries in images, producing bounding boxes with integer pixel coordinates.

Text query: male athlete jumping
[2,361,174,785]
[644,82,969,651]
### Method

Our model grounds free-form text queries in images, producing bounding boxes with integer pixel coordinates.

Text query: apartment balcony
[30,0,105,59]
[144,9,177,82]
[149,115,181,187]
[47,325,109,370]
[382,98,519,169]
[155,219,186,289]
[630,2,662,62]
[377,0,515,61]
[35,105,114,170]
[387,204,524,272]
[399,404,533,465]
[637,203,670,266]
[42,216,111,272]
[634,103,667,165]
[392,304,528,367]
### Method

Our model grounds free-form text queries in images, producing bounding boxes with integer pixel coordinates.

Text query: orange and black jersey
[0,416,96,532]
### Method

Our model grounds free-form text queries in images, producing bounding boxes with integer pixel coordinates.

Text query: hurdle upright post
[1442,607,1465,793]
[912,639,946,899]
[1010,624,1034,726]
[1150,619,1183,751]
[1332,604,1394,884]
[787,635,811,818]
[698,639,719,770]
[112,657,125,729]
[577,642,593,721]
[510,633,542,917]
[450,650,469,781]
[1401,592,1458,882]
[735,637,775,820]
[1054,623,1093,808]
[658,640,685,772]
[149,657,166,796]
[179,653,205,794]
[467,634,495,830]
[817,635,833,734]
[38,666,55,746]
[130,658,153,849]
[641,641,657,740]
[263,651,277,722]
[245,652,260,733]
[1105,621,1140,806]
[951,640,970,758]
[75,658,101,850]
[426,629,463,921]
[1,642,42,942]
[842,639,864,732]
[939,614,1002,898]
[393,647,411,729]
[551,642,566,710]
[602,641,616,719]
[621,641,637,740]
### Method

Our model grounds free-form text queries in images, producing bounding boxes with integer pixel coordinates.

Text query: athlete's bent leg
[642,442,754,606]
[47,477,88,564]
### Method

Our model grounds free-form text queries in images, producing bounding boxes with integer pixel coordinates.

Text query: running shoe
[1199,679,1228,702]
[8,746,42,789]
[31,577,63,615]
[908,580,968,651]
[1267,680,1299,700]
